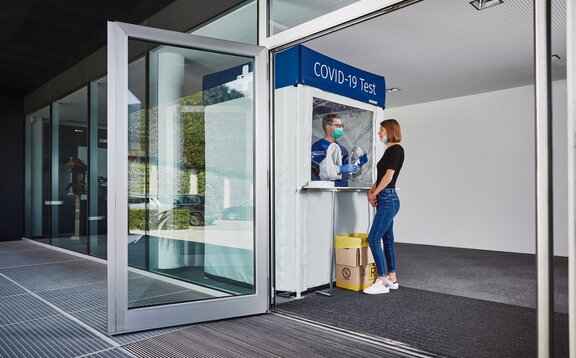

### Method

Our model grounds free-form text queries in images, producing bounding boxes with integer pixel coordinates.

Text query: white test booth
[274,45,385,295]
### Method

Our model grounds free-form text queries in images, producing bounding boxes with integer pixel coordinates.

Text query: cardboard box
[334,232,368,249]
[335,264,377,291]
[335,247,375,267]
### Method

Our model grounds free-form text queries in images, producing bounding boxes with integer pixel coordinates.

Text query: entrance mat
[277,287,568,358]
[123,314,417,358]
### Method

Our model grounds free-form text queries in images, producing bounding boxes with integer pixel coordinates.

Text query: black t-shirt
[376,144,404,188]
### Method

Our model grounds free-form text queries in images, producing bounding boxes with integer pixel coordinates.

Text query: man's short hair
[322,114,340,131]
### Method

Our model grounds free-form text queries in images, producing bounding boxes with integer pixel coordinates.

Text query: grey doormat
[123,314,419,358]
[276,287,568,358]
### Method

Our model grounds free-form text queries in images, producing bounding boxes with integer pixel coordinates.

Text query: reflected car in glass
[173,194,214,226]
[128,194,213,226]
[219,200,253,220]
[128,195,172,212]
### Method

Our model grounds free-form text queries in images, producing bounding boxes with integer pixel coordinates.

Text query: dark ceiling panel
[0,0,182,97]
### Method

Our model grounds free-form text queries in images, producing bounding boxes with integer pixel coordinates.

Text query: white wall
[384,80,568,256]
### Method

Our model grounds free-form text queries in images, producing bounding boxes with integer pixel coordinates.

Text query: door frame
[567,0,575,354]
[107,21,269,334]
[262,0,562,354]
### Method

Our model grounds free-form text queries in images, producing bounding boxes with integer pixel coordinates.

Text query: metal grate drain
[0,241,40,253]
[0,294,61,326]
[73,306,184,346]
[113,326,185,346]
[0,248,80,269]
[0,275,26,298]
[0,315,113,358]
[82,348,136,357]
[82,348,134,358]
[73,307,108,334]
[38,282,107,313]
[0,259,106,293]
[0,241,285,357]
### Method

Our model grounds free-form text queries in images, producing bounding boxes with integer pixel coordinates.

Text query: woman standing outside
[363,119,404,295]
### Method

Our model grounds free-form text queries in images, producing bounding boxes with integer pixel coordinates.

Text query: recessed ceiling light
[470,0,504,10]
[386,87,401,93]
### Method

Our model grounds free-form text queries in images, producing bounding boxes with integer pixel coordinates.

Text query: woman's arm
[367,174,388,207]
[372,169,395,196]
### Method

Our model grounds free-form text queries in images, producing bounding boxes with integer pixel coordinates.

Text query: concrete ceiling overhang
[304,0,567,108]
[4,0,567,107]
[0,0,245,98]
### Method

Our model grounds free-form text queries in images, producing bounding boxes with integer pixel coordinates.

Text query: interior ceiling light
[386,87,401,93]
[470,0,503,10]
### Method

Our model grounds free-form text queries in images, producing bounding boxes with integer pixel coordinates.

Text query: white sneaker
[386,277,399,290]
[363,279,390,295]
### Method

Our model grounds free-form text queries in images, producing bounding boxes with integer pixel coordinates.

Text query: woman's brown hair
[380,119,402,143]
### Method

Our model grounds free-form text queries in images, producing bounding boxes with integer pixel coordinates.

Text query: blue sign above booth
[275,45,386,107]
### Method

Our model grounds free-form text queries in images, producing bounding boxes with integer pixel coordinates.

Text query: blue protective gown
[311,138,350,187]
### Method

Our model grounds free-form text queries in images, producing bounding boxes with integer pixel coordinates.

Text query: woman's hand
[368,191,378,207]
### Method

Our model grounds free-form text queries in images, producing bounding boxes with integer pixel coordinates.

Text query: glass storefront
[25,89,92,255]
[24,83,109,258]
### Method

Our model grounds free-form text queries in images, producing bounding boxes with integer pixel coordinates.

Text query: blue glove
[340,164,358,174]
[358,154,368,166]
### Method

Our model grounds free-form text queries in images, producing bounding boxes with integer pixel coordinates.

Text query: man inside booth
[311,113,368,187]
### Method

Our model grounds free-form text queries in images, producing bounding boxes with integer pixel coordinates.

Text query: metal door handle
[44,201,63,205]
[88,216,105,221]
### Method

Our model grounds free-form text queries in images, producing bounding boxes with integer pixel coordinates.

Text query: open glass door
[107,22,269,334]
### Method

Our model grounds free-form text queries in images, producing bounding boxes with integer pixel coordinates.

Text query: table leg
[317,190,335,297]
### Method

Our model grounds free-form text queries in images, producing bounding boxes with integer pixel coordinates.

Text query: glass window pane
[269,0,359,36]
[191,1,257,45]
[127,56,148,271]
[127,41,255,309]
[89,77,108,259]
[51,88,89,254]
[25,106,51,242]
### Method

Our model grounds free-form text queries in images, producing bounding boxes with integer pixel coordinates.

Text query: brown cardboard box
[335,264,377,291]
[335,247,375,267]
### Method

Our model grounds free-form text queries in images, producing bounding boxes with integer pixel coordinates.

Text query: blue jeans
[368,188,400,277]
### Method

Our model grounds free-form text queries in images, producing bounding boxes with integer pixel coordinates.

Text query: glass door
[107,22,269,333]
[51,88,89,254]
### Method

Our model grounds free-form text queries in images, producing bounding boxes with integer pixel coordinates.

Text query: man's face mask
[333,127,343,139]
